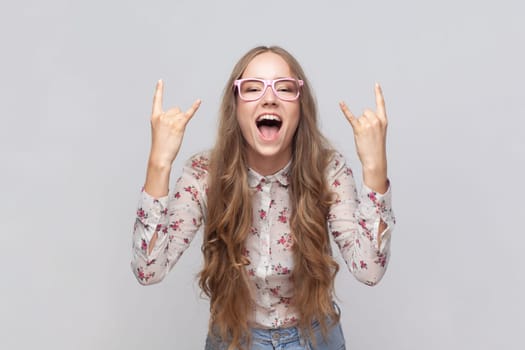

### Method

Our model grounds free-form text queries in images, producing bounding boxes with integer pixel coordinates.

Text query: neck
[246,151,291,176]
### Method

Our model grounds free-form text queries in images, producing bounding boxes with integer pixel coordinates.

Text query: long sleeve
[327,153,396,286]
[131,153,209,285]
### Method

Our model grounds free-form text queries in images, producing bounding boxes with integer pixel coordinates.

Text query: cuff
[359,182,396,252]
[136,188,169,239]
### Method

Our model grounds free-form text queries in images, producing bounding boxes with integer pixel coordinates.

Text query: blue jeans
[205,305,346,349]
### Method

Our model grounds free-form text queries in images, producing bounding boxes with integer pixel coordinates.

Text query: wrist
[362,168,388,194]
[147,153,173,172]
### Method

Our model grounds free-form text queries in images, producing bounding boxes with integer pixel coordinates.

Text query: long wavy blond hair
[199,46,339,349]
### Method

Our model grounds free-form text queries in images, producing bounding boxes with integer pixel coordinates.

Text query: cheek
[288,107,301,134]
[236,111,252,139]
[236,101,251,121]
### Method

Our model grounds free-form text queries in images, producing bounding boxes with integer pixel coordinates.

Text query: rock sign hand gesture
[339,83,389,194]
[148,79,201,168]
[145,80,201,198]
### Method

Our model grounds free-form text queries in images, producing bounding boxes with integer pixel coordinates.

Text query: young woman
[131,46,395,350]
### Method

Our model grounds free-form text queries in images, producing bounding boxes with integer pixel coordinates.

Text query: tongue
[259,125,279,140]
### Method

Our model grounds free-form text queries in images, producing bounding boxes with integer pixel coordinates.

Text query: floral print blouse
[131,151,395,329]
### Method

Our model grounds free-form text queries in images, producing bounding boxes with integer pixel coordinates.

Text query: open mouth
[256,114,282,140]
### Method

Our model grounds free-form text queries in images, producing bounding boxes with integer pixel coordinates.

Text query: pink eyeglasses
[234,78,304,101]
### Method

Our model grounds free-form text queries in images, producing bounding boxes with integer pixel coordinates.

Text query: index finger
[152,79,164,116]
[375,82,387,121]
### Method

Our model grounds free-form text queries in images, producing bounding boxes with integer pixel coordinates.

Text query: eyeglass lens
[239,79,300,101]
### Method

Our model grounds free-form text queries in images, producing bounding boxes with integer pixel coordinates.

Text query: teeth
[257,114,281,122]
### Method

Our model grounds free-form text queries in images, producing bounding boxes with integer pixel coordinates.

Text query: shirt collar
[247,160,291,188]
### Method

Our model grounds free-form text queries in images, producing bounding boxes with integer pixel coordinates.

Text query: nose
[261,84,278,105]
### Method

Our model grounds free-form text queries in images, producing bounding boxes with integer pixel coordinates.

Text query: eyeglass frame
[234,78,304,102]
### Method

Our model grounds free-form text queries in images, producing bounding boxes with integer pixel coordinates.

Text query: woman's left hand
[339,83,389,193]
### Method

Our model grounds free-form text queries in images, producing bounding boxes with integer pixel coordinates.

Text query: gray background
[1,0,524,349]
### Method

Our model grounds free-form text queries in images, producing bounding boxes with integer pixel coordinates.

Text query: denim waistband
[205,302,345,349]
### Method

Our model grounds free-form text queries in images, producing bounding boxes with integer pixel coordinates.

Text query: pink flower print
[344,167,353,176]
[169,219,184,231]
[272,263,291,275]
[276,234,293,250]
[137,208,145,218]
[250,227,259,236]
[162,226,168,234]
[359,219,373,241]
[334,159,340,168]
[241,247,250,258]
[191,159,200,168]
[136,267,155,282]
[332,230,342,238]
[146,259,156,266]
[278,208,288,223]
[192,218,198,226]
[332,179,341,187]
[269,286,281,297]
[184,186,199,202]
[255,183,263,192]
[190,157,208,180]
[140,239,147,254]
[279,297,291,305]
[191,156,209,171]
[283,316,297,327]
[174,192,181,199]
[360,260,368,269]
[192,171,204,180]
[355,238,361,247]
[259,209,267,220]
[269,199,276,208]
[248,268,255,277]
[368,191,377,202]
[183,238,190,244]
[155,224,162,232]
[375,253,387,267]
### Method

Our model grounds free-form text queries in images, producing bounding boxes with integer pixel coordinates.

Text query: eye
[241,80,263,93]
[275,80,298,93]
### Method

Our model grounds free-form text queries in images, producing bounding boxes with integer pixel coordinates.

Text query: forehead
[241,52,293,79]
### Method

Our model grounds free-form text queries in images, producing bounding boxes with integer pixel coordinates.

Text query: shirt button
[272,332,280,340]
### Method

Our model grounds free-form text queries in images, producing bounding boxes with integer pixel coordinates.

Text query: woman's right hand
[148,79,201,168]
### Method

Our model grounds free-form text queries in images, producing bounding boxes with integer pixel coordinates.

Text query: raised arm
[131,80,202,285]
[144,80,201,251]
[339,83,389,244]
[332,84,395,285]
